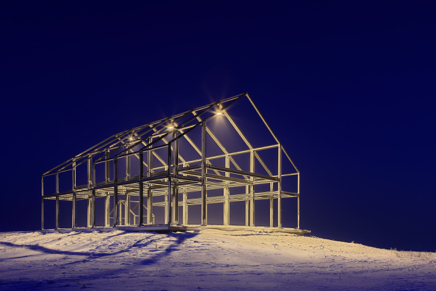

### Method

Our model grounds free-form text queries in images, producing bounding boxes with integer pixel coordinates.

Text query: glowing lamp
[216,112,222,115]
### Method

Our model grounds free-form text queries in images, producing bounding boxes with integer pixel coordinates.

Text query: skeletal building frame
[41,93,303,232]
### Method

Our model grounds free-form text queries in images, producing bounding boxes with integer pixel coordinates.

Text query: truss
[41,92,303,232]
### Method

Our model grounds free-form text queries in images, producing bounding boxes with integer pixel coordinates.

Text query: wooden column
[125,153,131,226]
[91,189,96,228]
[172,131,179,224]
[113,158,118,227]
[41,177,44,230]
[223,155,230,226]
[72,160,76,229]
[164,194,169,224]
[297,172,300,229]
[87,156,93,228]
[245,185,249,226]
[105,149,110,183]
[269,183,274,227]
[56,196,59,229]
[56,174,59,194]
[105,194,110,227]
[56,174,59,229]
[147,143,153,225]
[139,149,144,226]
[87,196,92,228]
[126,154,131,180]
[249,150,255,226]
[125,193,130,226]
[201,123,207,226]
[105,150,111,227]
[183,192,188,225]
[277,145,282,228]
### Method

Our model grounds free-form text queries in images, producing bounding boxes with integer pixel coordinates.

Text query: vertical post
[72,196,76,228]
[91,189,96,228]
[223,155,230,226]
[172,131,179,224]
[41,177,44,230]
[165,143,172,224]
[105,194,110,227]
[55,174,59,230]
[72,160,76,229]
[164,194,169,224]
[166,143,172,225]
[56,195,59,229]
[87,156,93,228]
[87,195,92,227]
[41,197,44,230]
[113,158,118,227]
[297,195,300,229]
[147,143,153,225]
[245,186,249,226]
[183,192,188,225]
[269,182,274,227]
[201,123,207,226]
[56,174,59,194]
[139,149,144,226]
[125,152,131,226]
[119,198,122,225]
[105,149,110,183]
[104,150,110,227]
[249,150,255,226]
[125,193,130,226]
[277,145,282,228]
[297,172,300,229]
[126,153,131,180]
[87,156,92,189]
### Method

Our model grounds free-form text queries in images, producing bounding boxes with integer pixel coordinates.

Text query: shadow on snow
[0,231,199,267]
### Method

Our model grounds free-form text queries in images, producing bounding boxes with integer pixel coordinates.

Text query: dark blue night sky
[1,1,435,251]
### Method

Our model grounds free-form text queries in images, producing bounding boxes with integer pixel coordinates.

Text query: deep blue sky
[1,1,435,251]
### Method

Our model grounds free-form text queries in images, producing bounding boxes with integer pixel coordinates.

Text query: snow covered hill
[0,229,435,290]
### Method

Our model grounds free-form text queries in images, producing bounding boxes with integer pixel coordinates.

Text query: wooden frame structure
[41,93,305,233]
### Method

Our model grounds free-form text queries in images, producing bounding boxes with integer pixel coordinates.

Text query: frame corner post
[249,149,255,226]
[297,172,300,229]
[139,149,144,226]
[201,122,207,226]
[41,176,44,230]
[72,192,76,229]
[166,142,172,226]
[223,155,230,226]
[91,189,96,228]
[183,192,188,225]
[269,182,274,228]
[172,131,179,225]
[277,144,282,228]
[41,197,45,230]
[147,142,154,225]
[113,157,119,227]
[104,193,110,227]
[72,159,77,229]
[56,195,60,230]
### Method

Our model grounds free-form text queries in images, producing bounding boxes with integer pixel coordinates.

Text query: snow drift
[0,229,435,290]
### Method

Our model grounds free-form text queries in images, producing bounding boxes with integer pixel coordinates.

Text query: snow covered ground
[0,229,435,290]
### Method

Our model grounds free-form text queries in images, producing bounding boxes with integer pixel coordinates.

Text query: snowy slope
[0,229,435,290]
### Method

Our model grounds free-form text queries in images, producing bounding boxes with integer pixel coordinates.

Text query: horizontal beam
[207,165,279,181]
